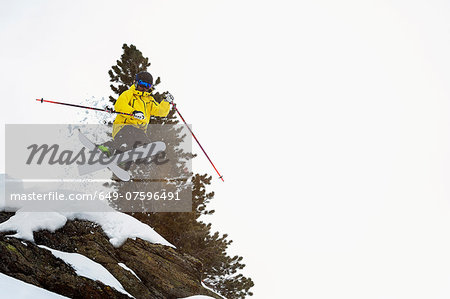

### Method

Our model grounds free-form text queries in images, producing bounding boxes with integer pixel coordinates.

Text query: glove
[165,92,175,105]
[132,110,145,120]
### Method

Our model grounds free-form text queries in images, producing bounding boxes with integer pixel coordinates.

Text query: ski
[77,130,166,181]
[78,130,131,181]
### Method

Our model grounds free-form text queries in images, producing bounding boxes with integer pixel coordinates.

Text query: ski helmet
[135,71,153,89]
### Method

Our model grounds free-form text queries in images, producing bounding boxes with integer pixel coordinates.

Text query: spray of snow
[76,96,115,125]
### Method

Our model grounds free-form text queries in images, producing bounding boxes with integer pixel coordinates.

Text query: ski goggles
[136,80,152,89]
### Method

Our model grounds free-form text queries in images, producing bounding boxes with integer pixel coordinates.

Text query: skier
[99,71,172,156]
[36,72,223,181]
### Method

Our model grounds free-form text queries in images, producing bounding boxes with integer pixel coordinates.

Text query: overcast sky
[2,0,450,298]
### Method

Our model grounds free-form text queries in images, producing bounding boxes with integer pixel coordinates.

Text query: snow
[201,282,226,299]
[64,210,175,248]
[179,282,223,299]
[0,174,175,299]
[0,208,174,247]
[118,262,142,281]
[0,210,67,241]
[76,97,115,125]
[39,245,133,298]
[0,273,69,299]
[179,296,217,299]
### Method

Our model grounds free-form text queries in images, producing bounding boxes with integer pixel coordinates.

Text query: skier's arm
[114,92,135,115]
[149,99,171,117]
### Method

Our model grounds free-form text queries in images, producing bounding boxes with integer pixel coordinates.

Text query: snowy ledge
[38,245,133,298]
[0,208,174,248]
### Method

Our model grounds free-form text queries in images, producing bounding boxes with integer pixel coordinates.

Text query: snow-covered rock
[0,174,220,298]
[0,213,220,298]
[39,245,133,298]
[0,208,173,248]
[0,273,69,299]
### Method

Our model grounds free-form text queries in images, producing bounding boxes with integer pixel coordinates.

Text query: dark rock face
[0,212,13,224]
[0,212,219,299]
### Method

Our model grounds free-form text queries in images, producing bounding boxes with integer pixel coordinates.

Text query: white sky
[2,0,450,298]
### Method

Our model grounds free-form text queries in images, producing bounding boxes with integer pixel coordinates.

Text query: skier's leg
[94,126,140,157]
[110,126,151,170]
[111,125,150,153]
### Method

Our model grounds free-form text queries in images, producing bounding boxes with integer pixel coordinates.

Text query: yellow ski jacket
[112,85,171,138]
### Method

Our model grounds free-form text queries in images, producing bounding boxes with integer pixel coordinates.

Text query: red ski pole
[36,98,132,116]
[171,101,224,182]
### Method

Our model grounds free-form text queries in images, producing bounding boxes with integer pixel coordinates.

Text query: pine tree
[107,44,254,298]
[108,43,160,105]
[143,174,255,298]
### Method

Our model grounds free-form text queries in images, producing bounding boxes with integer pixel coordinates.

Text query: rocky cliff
[0,212,220,299]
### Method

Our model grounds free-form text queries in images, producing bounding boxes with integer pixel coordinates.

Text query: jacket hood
[130,84,152,97]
